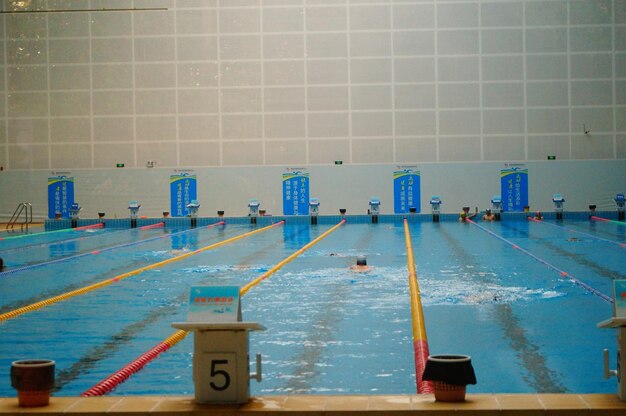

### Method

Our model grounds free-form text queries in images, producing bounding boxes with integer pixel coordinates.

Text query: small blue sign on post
[47,176,74,219]
[393,169,420,214]
[500,167,528,212]
[282,171,309,215]
[170,173,197,217]
[188,286,241,323]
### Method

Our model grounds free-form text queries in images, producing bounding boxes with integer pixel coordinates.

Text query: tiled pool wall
[45,210,621,230]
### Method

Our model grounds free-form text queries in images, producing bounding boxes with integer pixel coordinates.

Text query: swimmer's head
[356,256,367,266]
[486,209,491,213]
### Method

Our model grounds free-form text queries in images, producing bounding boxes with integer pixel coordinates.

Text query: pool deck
[1,394,626,415]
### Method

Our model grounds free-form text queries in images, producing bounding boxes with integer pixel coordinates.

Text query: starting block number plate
[201,353,238,402]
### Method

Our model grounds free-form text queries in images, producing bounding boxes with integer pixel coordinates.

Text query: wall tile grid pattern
[0,0,624,169]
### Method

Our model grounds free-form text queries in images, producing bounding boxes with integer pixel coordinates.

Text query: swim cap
[356,256,367,266]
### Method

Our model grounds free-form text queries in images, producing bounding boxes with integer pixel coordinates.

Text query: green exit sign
[547,155,556,160]
[116,163,125,168]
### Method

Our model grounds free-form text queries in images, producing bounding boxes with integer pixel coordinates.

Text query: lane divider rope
[0,225,124,255]
[528,217,626,248]
[591,215,626,226]
[467,219,612,304]
[139,222,165,230]
[73,223,105,231]
[81,220,346,396]
[403,219,433,394]
[0,221,226,276]
[81,330,188,397]
[0,222,103,241]
[0,221,280,322]
[240,219,346,295]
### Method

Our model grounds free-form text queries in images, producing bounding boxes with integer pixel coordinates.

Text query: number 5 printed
[210,359,231,391]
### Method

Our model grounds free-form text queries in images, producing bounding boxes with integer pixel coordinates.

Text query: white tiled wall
[0,0,624,169]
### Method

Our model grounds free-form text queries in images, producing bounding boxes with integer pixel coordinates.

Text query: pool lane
[250,223,418,395]
[0,224,225,276]
[502,220,624,291]
[433,222,567,393]
[469,219,614,303]
[529,218,626,248]
[560,218,626,242]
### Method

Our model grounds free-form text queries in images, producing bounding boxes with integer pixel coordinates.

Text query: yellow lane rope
[404,218,433,393]
[240,219,346,295]
[404,219,428,342]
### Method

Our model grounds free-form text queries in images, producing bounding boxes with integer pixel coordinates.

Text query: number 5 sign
[173,322,265,404]
[174,286,265,404]
[200,354,237,402]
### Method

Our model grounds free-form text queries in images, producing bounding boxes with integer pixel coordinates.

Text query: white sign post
[173,286,265,404]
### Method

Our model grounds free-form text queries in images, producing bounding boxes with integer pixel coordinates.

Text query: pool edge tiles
[1,394,626,415]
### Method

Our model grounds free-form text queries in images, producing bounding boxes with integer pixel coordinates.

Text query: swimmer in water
[350,256,370,272]
[459,207,477,222]
[482,209,495,221]
[170,247,191,255]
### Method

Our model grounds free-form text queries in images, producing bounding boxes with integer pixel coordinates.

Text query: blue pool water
[0,218,624,396]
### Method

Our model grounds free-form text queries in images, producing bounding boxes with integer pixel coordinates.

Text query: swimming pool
[0,217,623,397]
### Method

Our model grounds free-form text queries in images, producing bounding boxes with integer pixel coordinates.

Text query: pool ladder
[7,202,33,233]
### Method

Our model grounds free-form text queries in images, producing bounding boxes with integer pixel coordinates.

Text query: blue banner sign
[170,173,197,217]
[393,170,420,214]
[47,176,74,219]
[282,171,309,215]
[500,167,529,212]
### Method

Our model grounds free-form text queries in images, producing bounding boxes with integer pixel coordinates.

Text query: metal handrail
[6,202,32,233]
